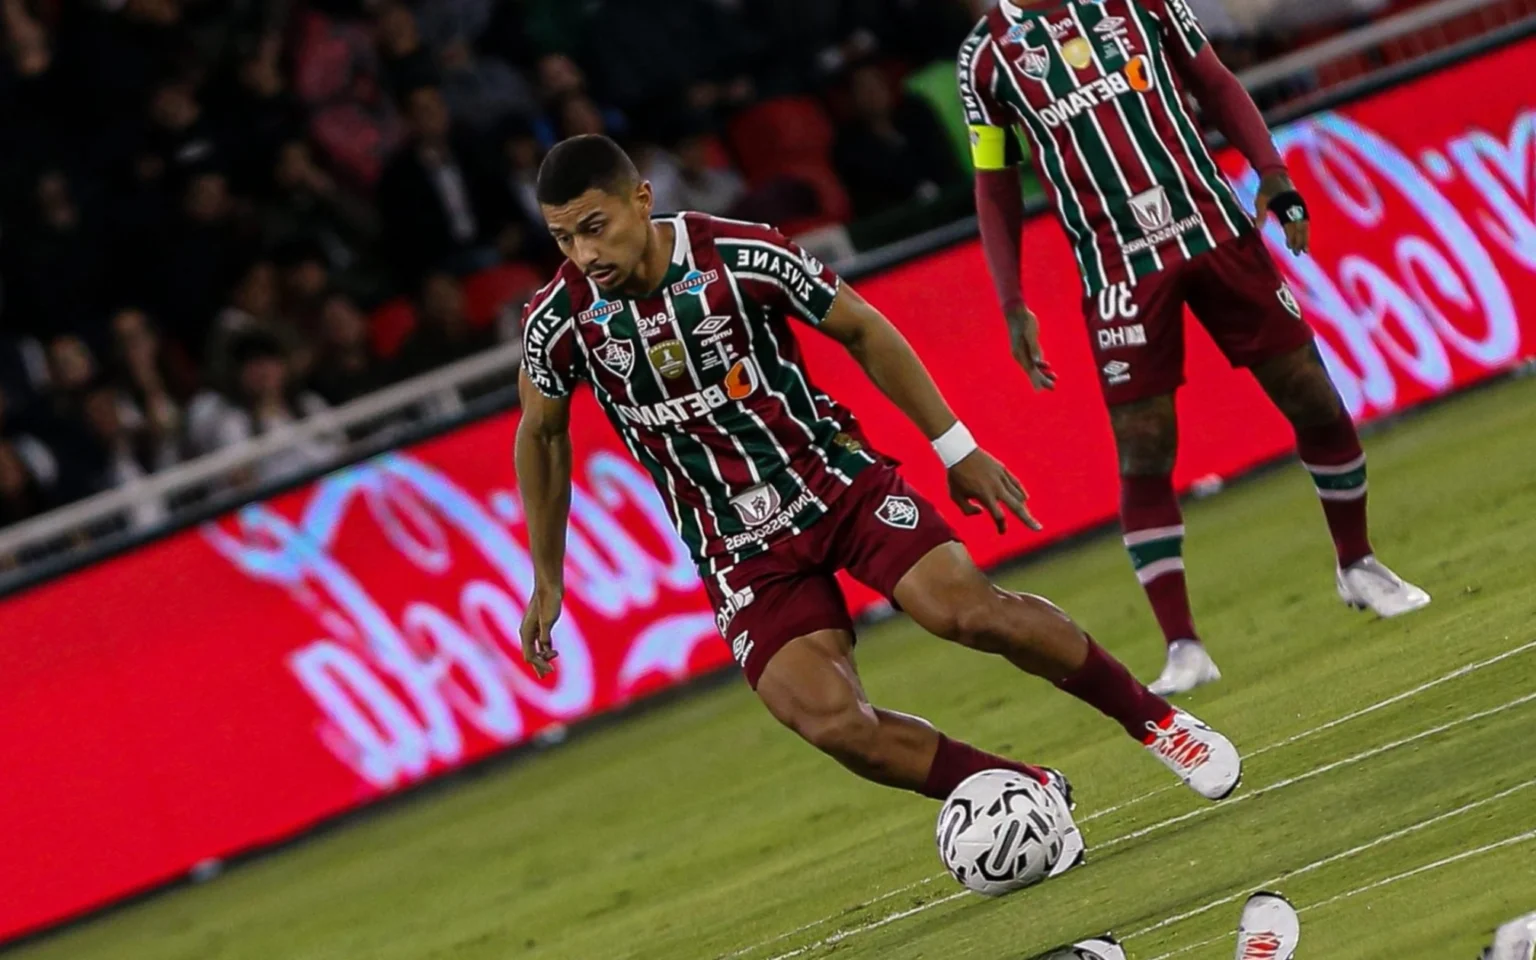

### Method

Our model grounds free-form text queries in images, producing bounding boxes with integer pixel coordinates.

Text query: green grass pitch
[17,375,1536,960]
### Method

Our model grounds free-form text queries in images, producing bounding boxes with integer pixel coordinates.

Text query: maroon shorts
[1084,231,1314,406]
[702,465,957,688]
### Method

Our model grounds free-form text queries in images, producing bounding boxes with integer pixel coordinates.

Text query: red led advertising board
[3,37,1534,941]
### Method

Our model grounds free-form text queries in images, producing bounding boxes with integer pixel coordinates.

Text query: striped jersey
[958,0,1252,294]
[521,213,880,576]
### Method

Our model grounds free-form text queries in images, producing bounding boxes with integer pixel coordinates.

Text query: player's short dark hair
[536,134,639,207]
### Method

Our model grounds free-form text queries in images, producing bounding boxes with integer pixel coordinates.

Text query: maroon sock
[1055,638,1173,741]
[1296,416,1373,568]
[920,734,1050,799]
[1121,473,1198,646]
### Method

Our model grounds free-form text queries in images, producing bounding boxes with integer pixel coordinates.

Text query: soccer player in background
[516,136,1243,863]
[960,0,1430,696]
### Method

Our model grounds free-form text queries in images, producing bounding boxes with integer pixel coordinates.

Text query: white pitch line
[716,877,941,960]
[730,686,1536,960]
[1096,690,1536,854]
[1126,776,1536,940]
[1078,636,1536,826]
[1141,826,1536,960]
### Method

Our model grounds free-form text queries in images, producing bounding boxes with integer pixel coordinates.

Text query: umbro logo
[694,314,731,337]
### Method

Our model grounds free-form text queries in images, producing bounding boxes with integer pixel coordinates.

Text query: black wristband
[1270,189,1308,225]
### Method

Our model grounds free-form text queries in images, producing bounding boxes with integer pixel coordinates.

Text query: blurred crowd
[0,0,1435,535]
[0,0,1001,531]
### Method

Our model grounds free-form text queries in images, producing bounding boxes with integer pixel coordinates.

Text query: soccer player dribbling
[515,134,1243,876]
[961,0,1431,696]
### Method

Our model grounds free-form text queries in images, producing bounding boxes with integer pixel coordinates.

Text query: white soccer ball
[935,769,1066,896]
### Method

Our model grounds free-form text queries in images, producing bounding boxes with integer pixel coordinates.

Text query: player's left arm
[1155,0,1310,254]
[818,285,1041,533]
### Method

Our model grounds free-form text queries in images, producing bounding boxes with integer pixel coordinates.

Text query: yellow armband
[969,125,1008,171]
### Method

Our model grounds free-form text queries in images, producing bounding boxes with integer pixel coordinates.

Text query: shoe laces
[1145,716,1212,772]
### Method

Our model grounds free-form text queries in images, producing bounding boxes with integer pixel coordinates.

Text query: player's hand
[519,583,564,678]
[1006,305,1056,391]
[948,449,1042,534]
[1254,170,1310,256]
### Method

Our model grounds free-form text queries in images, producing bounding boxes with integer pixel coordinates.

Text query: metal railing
[1,0,1531,581]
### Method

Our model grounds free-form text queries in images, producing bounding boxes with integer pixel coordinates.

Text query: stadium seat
[463,263,543,329]
[726,97,837,185]
[370,298,417,359]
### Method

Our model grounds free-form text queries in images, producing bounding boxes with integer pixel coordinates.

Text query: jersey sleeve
[718,223,842,326]
[957,25,1013,171]
[1145,0,1209,62]
[520,279,583,399]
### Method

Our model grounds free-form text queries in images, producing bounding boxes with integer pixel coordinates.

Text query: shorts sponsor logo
[1278,284,1302,318]
[730,631,753,667]
[1128,186,1173,232]
[670,269,717,298]
[648,338,688,379]
[1102,359,1132,385]
[723,489,818,552]
[730,484,782,528]
[1062,37,1093,70]
[594,338,635,378]
[1098,324,1147,349]
[614,357,759,427]
[715,585,754,637]
[875,495,920,530]
[579,299,623,325]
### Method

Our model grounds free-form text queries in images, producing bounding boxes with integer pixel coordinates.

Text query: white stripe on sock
[1123,524,1186,548]
[1136,557,1186,584]
[1317,482,1369,502]
[1304,454,1366,476]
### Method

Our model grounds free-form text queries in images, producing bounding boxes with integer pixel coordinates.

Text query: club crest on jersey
[648,338,688,379]
[1277,285,1302,318]
[594,338,635,378]
[731,483,782,528]
[670,268,717,299]
[1015,40,1051,81]
[579,299,622,325]
[1128,186,1174,233]
[875,495,920,531]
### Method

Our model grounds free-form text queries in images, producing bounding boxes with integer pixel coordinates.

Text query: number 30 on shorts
[1096,282,1139,322]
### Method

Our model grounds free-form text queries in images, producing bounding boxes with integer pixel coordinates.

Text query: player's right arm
[515,282,582,677]
[958,24,1057,393]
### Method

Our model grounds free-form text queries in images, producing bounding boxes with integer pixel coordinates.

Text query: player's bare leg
[1251,344,1430,617]
[1109,396,1221,697]
[755,628,1086,876]
[893,542,1241,800]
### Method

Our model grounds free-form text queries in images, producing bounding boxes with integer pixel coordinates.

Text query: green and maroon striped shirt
[959,0,1253,294]
[521,213,879,576]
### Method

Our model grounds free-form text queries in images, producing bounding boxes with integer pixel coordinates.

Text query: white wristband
[933,422,978,469]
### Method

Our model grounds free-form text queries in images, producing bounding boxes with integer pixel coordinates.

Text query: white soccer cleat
[1040,768,1087,879]
[1143,710,1242,801]
[1035,936,1126,960]
[1148,639,1223,697]
[1484,912,1536,960]
[1236,891,1300,959]
[1337,556,1431,618]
